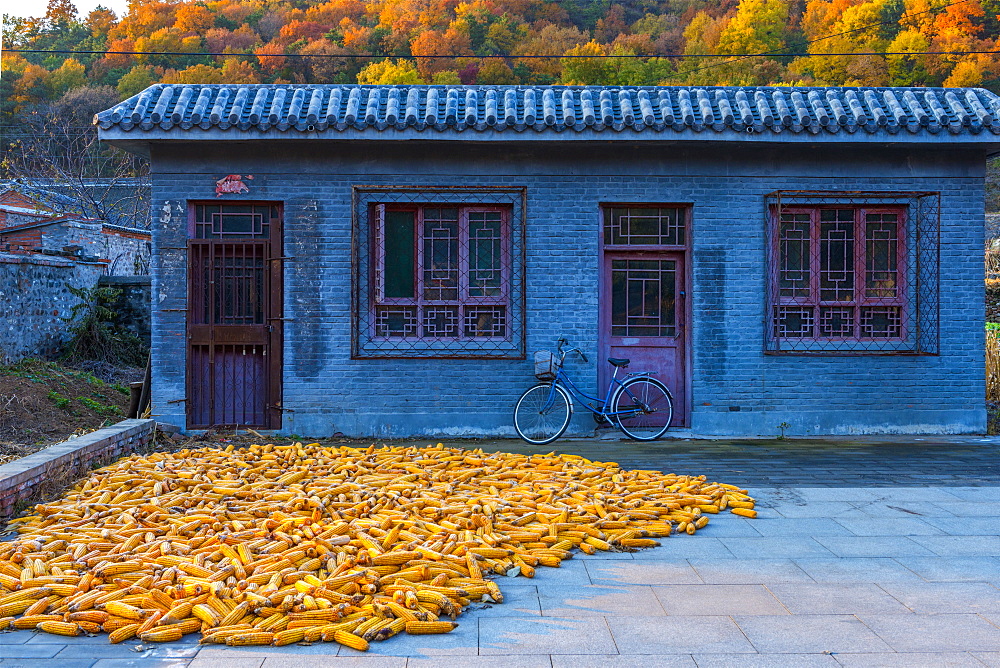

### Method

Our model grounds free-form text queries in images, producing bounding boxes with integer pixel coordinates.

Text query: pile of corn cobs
[0,443,756,649]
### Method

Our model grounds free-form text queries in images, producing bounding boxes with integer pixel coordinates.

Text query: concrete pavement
[2,437,1000,666]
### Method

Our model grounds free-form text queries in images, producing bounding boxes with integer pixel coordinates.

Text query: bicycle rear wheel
[513,383,572,445]
[612,377,673,441]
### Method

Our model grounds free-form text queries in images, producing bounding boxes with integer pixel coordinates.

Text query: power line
[6,47,1000,59]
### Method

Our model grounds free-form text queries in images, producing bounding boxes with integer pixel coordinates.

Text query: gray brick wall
[146,142,987,437]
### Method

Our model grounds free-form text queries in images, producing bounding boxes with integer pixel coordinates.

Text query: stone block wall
[146,141,987,437]
[0,252,106,363]
[0,419,155,518]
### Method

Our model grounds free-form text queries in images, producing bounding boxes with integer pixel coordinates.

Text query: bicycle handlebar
[556,338,588,364]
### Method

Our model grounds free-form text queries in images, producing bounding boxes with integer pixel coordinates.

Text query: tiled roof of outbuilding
[95,84,1000,142]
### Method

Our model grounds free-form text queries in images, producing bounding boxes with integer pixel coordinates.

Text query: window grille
[764,191,940,355]
[352,187,526,358]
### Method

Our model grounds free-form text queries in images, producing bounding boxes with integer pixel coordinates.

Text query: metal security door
[600,252,687,427]
[187,204,282,429]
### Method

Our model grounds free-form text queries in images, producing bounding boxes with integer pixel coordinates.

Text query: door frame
[598,203,692,427]
[185,202,284,429]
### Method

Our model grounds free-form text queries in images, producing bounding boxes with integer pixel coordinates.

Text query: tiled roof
[96,84,1000,141]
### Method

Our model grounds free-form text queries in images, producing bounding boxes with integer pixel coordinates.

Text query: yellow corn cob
[405,620,458,634]
[332,629,369,651]
[102,616,136,632]
[108,623,140,643]
[14,614,63,629]
[103,601,143,620]
[37,621,81,636]
[730,508,758,518]
[225,631,275,646]
[274,627,307,645]
[67,610,109,624]
[619,538,661,548]
[140,627,184,642]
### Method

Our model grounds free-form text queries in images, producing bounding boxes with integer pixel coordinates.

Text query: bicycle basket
[533,350,558,380]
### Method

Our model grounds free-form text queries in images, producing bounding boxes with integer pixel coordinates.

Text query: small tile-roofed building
[97,84,1000,437]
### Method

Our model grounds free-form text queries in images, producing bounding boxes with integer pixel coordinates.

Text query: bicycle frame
[541,346,655,420]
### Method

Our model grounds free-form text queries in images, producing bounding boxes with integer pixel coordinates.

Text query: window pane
[604,207,685,245]
[774,306,814,338]
[422,210,459,301]
[611,259,676,337]
[819,210,855,302]
[464,306,506,337]
[860,306,901,338]
[779,214,810,299]
[866,213,899,299]
[376,305,417,337]
[469,211,503,297]
[384,210,415,299]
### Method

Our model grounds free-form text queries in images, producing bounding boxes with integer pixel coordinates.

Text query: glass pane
[819,209,855,302]
[376,305,417,337]
[611,259,676,337]
[866,213,899,299]
[779,214,810,299]
[469,211,503,297]
[464,306,506,337]
[604,207,685,245]
[194,204,270,239]
[774,306,814,338]
[384,210,415,299]
[422,211,459,301]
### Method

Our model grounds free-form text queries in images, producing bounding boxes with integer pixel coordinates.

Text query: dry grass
[988,332,1000,402]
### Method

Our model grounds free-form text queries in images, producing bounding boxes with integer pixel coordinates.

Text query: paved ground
[2,437,999,667]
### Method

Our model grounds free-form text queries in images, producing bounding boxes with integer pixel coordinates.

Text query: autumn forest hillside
[2,0,1000,204]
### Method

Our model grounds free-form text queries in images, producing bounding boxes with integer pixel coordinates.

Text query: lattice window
[604,206,686,246]
[353,187,525,358]
[765,191,940,355]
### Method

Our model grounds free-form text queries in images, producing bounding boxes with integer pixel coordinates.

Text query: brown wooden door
[187,204,282,429]
[599,252,687,427]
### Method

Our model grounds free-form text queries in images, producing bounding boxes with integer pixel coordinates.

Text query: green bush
[61,284,147,367]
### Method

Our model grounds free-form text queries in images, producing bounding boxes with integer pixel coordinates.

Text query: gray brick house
[97,84,1000,437]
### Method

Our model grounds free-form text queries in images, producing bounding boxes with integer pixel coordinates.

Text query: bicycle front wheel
[612,377,673,441]
[513,383,573,445]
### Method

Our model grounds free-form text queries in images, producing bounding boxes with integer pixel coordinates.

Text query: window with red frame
[773,206,907,341]
[372,204,511,340]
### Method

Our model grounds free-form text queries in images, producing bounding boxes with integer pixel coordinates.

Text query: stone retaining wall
[0,419,155,518]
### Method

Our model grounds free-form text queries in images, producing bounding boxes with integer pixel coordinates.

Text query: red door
[187,203,282,429]
[599,206,688,427]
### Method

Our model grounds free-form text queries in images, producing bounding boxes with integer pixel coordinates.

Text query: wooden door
[187,204,282,429]
[599,205,688,427]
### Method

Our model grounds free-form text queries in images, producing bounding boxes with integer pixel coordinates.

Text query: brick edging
[0,419,156,519]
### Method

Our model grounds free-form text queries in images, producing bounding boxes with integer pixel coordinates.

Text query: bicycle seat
[608,357,631,367]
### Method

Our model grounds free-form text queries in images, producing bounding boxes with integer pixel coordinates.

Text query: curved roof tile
[95,84,1000,141]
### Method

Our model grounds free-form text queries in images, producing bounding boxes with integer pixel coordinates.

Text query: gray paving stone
[684,518,761,537]
[766,582,911,615]
[691,653,840,667]
[941,488,1000,502]
[878,582,1000,614]
[606,615,756,654]
[894,557,1000,582]
[187,659,264,668]
[849,500,958,518]
[24,631,121,644]
[718,537,837,559]
[792,558,925,583]
[923,517,1000,536]
[779,489,885,502]
[263,658,407,668]
[745,518,855,537]
[584,559,702,585]
[0,631,33,645]
[627,538,736,560]
[0,645,63,659]
[763,501,862,519]
[90,660,189,668]
[479,616,616,655]
[517,559,592,586]
[858,613,1000,652]
[848,488,967,503]
[409,656,551,668]
[471,585,541,616]
[56,645,199,660]
[928,502,1000,517]
[832,652,987,667]
[833,518,946,537]
[537,584,665,617]
[0,660,97,668]
[652,584,788,616]
[911,536,1000,557]
[194,646,340,658]
[733,614,893,654]
[812,536,936,558]
[687,558,815,584]
[973,652,1000,667]
[550,655,697,668]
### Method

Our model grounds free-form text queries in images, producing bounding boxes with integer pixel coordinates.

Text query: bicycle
[513,338,674,445]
